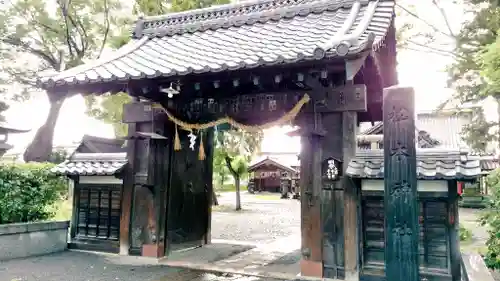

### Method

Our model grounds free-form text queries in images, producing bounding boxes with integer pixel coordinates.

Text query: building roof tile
[346,149,482,180]
[359,110,499,173]
[51,152,127,176]
[38,0,394,90]
[248,156,297,173]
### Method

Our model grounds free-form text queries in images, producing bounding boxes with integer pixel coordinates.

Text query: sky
[3,0,493,155]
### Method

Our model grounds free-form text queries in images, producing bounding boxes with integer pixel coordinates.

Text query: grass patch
[214,184,248,193]
[460,224,473,242]
[461,243,487,254]
[48,199,72,221]
[212,204,250,213]
[253,194,281,200]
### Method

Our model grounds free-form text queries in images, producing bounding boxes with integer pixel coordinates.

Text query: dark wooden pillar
[204,128,215,245]
[342,110,358,280]
[300,120,324,277]
[320,112,344,279]
[120,98,172,257]
[69,176,79,240]
[448,180,461,281]
[120,121,136,255]
[383,86,419,281]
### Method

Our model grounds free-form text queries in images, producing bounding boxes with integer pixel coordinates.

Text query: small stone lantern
[0,123,30,157]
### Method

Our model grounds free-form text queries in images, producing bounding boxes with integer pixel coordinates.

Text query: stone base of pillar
[141,243,165,258]
[300,259,323,277]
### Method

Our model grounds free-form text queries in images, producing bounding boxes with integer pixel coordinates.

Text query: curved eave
[37,0,395,96]
[0,127,31,134]
[38,43,374,96]
[348,174,480,181]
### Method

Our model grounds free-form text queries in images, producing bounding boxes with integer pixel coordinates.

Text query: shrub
[480,168,500,269]
[0,163,67,224]
[459,224,473,242]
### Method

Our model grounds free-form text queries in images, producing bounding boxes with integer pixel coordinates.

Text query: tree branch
[1,37,58,68]
[98,0,111,58]
[396,3,455,40]
[432,0,456,38]
[402,45,457,58]
[405,39,461,58]
[66,12,88,56]
[57,0,74,58]
[224,155,238,177]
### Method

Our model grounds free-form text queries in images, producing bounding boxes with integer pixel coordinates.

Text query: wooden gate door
[165,131,210,253]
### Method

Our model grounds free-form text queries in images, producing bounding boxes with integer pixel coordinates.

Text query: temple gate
[40,0,408,279]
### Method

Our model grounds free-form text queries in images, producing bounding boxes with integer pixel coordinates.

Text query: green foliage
[480,168,500,269]
[459,224,473,242]
[482,33,500,94]
[48,148,69,164]
[445,1,500,152]
[461,108,496,153]
[397,1,500,152]
[85,0,230,137]
[85,93,131,137]
[214,128,262,210]
[214,129,262,178]
[0,163,68,224]
[213,146,230,188]
[0,0,124,97]
[463,183,481,196]
[0,0,126,161]
[215,184,250,193]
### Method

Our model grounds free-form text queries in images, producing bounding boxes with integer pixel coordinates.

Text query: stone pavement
[1,192,301,281]
[459,208,489,253]
[0,250,284,281]
[212,192,300,244]
[162,234,301,279]
[145,193,302,280]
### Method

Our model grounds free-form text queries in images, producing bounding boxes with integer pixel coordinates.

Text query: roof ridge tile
[135,0,374,38]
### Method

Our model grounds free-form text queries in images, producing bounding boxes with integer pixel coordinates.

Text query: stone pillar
[383,86,419,281]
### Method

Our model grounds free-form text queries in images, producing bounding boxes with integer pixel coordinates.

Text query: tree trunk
[497,97,500,153]
[234,175,241,211]
[212,189,219,206]
[23,98,65,162]
[224,155,242,211]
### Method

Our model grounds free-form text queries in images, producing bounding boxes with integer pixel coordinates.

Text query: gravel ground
[1,251,181,281]
[211,193,300,244]
[0,251,283,281]
[460,208,488,252]
[0,192,298,281]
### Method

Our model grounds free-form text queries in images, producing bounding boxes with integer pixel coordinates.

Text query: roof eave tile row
[347,149,483,180]
[136,0,391,38]
[38,0,395,90]
[51,152,128,176]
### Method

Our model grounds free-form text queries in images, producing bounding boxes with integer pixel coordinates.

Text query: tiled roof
[38,0,395,90]
[360,122,383,135]
[75,135,126,154]
[51,153,127,176]
[357,130,440,149]
[346,149,482,180]
[358,110,500,174]
[256,152,300,167]
[360,111,473,150]
[472,153,500,172]
[416,111,472,150]
[248,156,297,173]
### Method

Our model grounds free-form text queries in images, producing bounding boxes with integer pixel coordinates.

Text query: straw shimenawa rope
[157,93,310,158]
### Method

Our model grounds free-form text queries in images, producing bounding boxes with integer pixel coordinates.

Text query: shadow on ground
[0,244,293,281]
